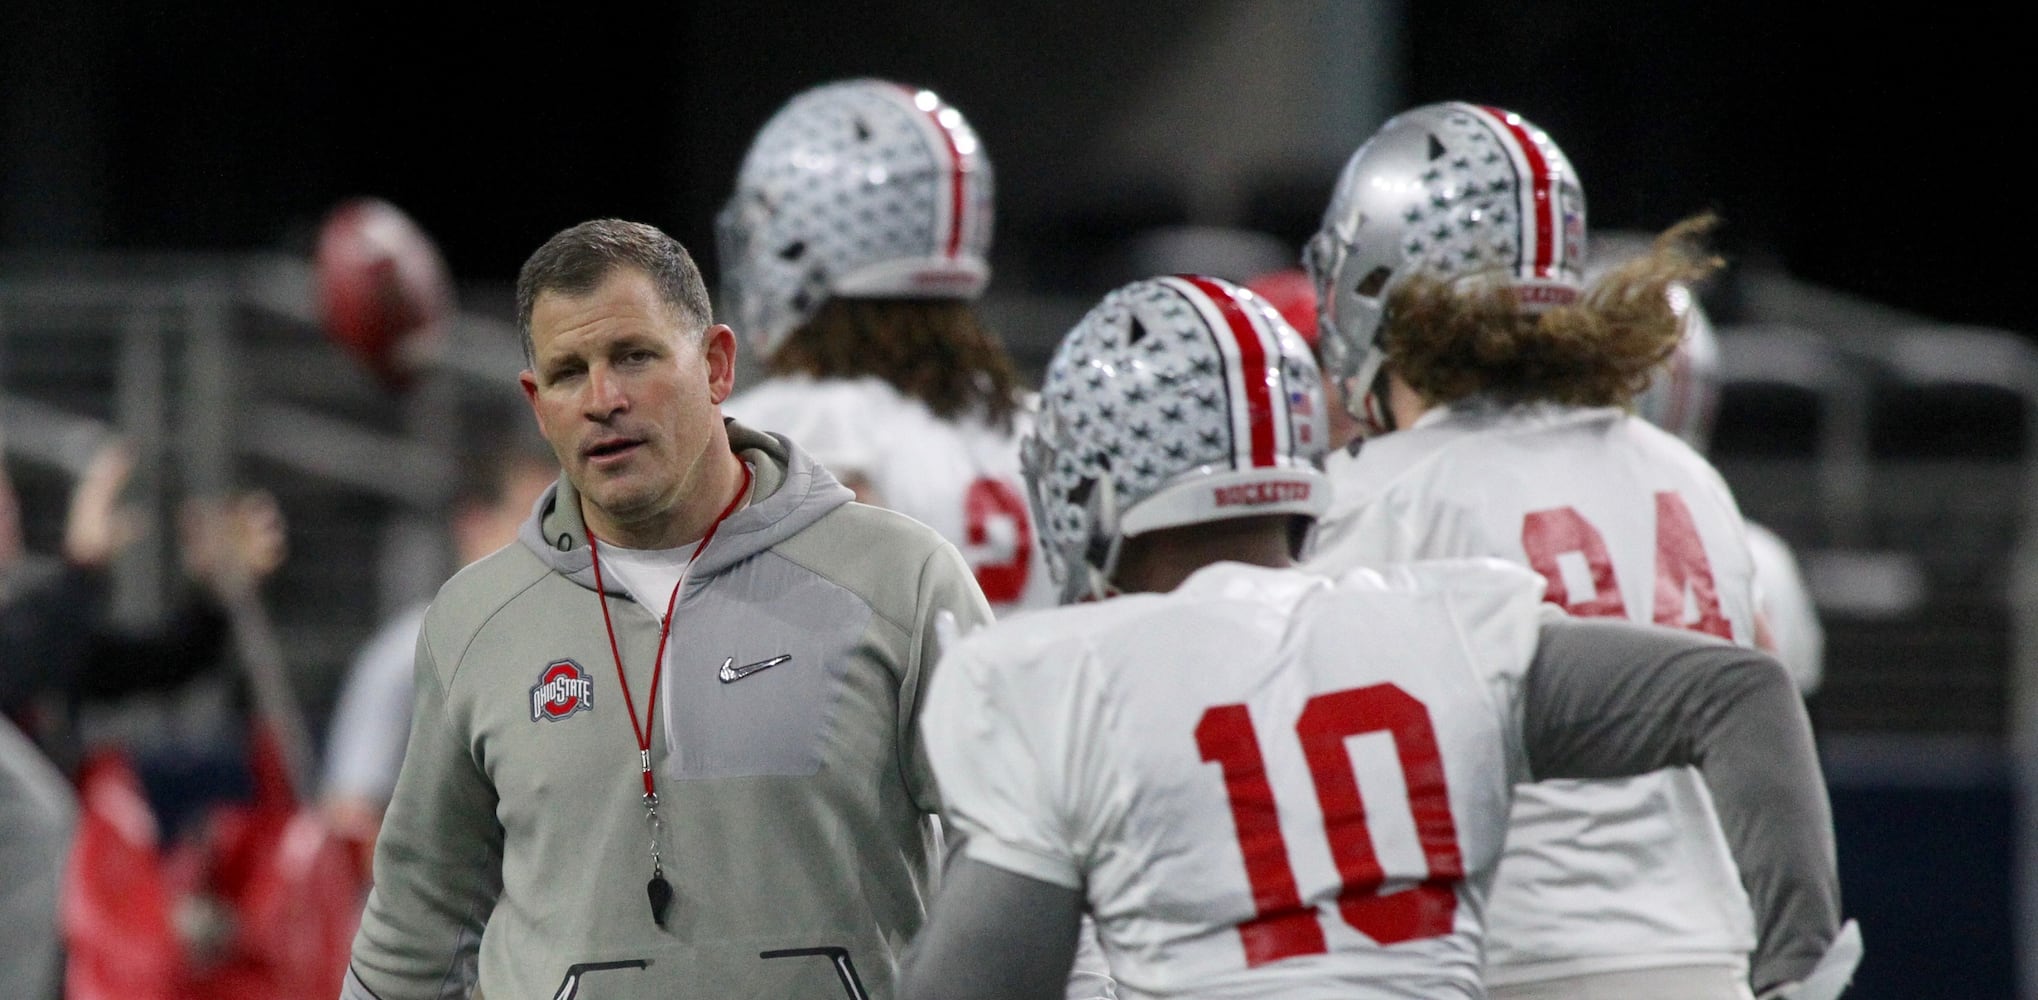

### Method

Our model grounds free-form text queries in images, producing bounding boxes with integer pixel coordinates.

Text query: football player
[901,274,1851,1000]
[718,78,1055,616]
[1300,102,1837,997]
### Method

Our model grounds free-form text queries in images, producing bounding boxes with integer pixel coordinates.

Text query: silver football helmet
[1633,283,1720,451]
[717,78,994,359]
[1305,102,1587,437]
[1022,275,1330,604]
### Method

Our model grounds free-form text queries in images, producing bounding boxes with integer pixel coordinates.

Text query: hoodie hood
[517,418,855,596]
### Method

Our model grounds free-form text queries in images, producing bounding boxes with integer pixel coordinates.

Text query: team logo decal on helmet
[1022,275,1330,604]
[530,659,595,722]
[717,78,994,358]
[1305,101,1586,438]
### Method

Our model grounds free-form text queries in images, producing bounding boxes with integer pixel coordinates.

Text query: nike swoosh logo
[719,654,792,683]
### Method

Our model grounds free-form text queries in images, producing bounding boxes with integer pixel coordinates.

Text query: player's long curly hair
[766,299,1025,431]
[1384,214,1723,408]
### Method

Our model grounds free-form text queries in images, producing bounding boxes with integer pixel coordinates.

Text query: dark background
[1,2,2023,335]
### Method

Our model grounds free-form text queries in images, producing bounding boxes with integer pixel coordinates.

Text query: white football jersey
[727,374,1057,615]
[1307,399,1761,985]
[925,559,1554,999]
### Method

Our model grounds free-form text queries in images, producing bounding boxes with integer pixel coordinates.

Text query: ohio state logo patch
[530,659,595,722]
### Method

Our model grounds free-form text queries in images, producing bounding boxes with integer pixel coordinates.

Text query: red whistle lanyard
[585,460,751,926]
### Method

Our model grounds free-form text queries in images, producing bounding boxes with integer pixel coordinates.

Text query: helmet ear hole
[1355,266,1393,299]
[1066,475,1097,508]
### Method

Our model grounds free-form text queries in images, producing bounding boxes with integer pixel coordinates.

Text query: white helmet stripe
[1468,104,1561,280]
[1164,275,1282,469]
[892,84,969,260]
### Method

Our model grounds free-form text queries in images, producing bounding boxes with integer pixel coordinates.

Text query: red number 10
[1195,684,1463,967]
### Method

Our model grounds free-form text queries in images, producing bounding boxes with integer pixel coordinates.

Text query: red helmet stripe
[1478,105,1557,279]
[895,84,967,259]
[1179,275,1277,468]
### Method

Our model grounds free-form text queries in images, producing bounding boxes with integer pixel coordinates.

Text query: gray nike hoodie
[344,420,993,1000]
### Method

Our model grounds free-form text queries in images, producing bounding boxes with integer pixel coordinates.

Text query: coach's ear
[703,323,738,405]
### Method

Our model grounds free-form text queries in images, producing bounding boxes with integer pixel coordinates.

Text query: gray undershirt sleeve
[898,856,1085,1000]
[1521,617,1841,994]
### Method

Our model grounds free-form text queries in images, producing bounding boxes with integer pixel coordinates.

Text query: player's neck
[1386,370,1432,429]
[1113,518,1294,595]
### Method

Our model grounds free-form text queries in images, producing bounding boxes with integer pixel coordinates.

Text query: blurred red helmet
[312,197,454,391]
[1245,267,1320,353]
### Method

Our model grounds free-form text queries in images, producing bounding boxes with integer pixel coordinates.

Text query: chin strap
[1345,364,1399,441]
[1071,564,1122,604]
[1368,366,1401,436]
[1070,474,1123,604]
[1287,515,1320,561]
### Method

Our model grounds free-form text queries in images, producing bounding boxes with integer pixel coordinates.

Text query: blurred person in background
[1301,102,1854,998]
[1606,245,1826,694]
[901,274,1843,1000]
[719,77,1058,617]
[318,430,555,858]
[719,78,1116,998]
[1,427,285,1000]
[0,713,70,1000]
[1,432,287,776]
